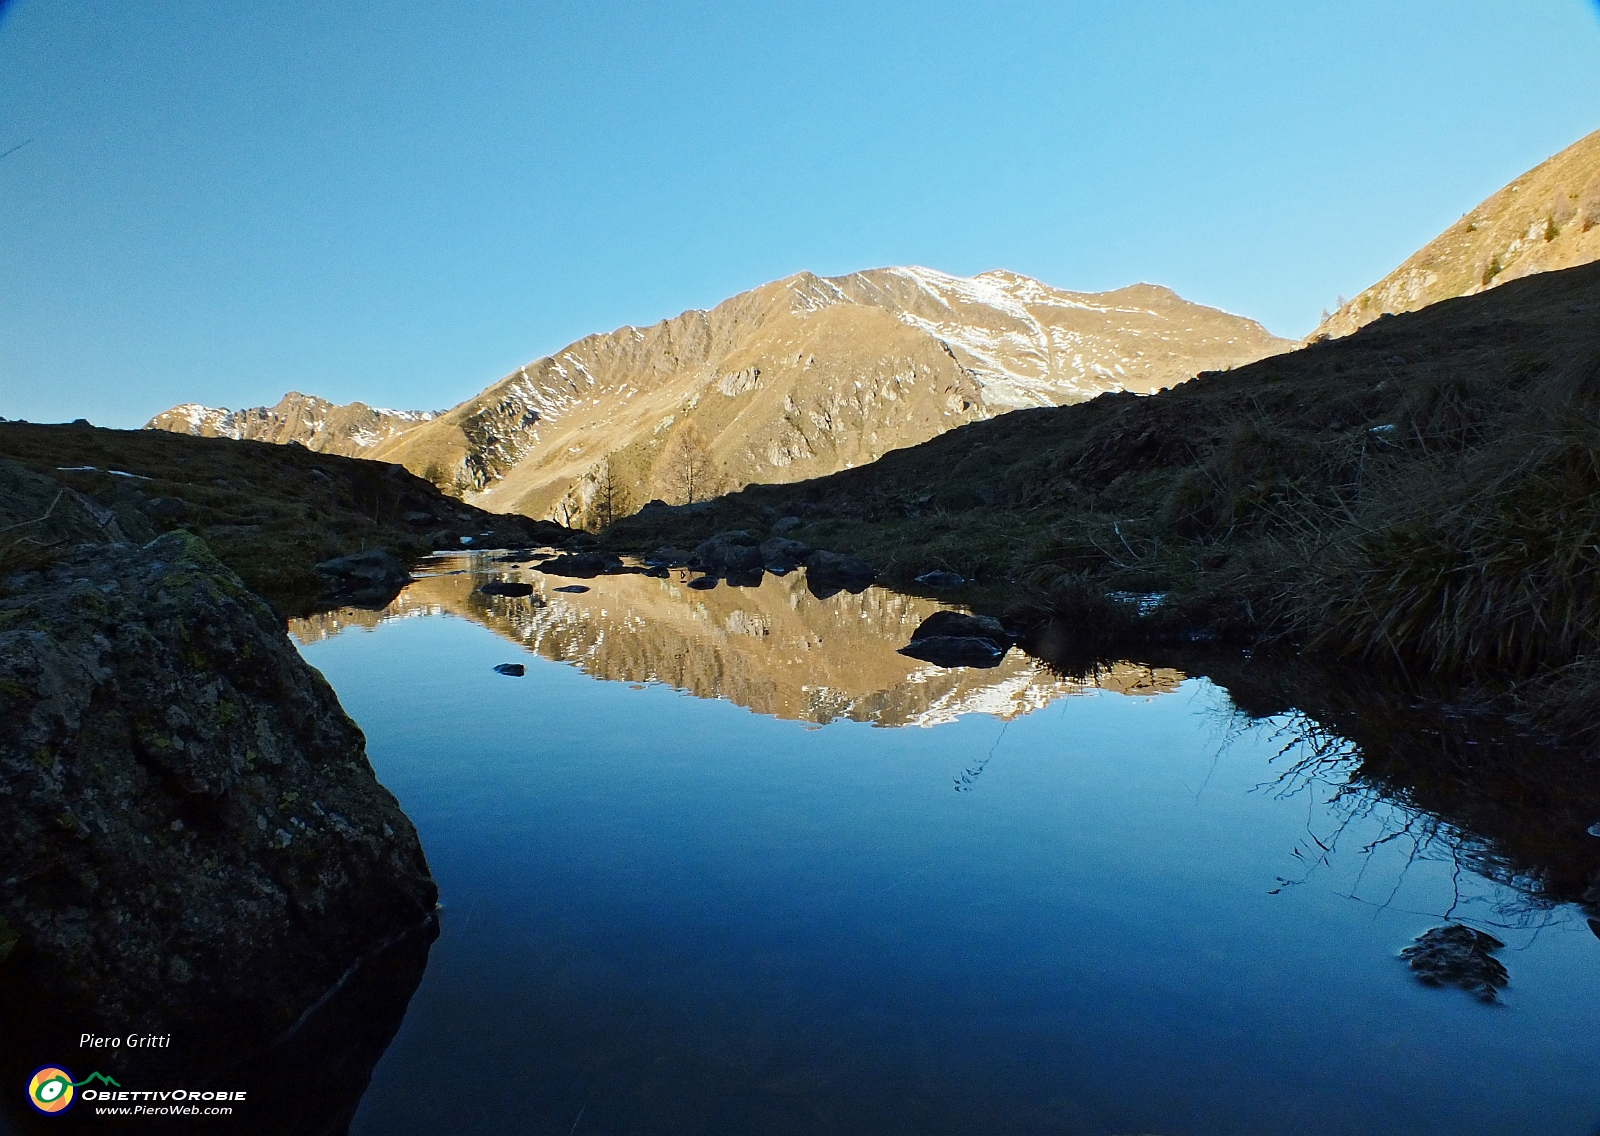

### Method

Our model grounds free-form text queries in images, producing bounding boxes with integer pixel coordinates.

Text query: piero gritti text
[80,1032,172,1049]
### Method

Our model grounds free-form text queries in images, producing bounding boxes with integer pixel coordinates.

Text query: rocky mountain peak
[147,266,1291,528]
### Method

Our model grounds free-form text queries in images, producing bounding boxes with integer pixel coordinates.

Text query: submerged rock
[688,576,719,590]
[314,548,412,608]
[554,584,591,594]
[915,570,965,589]
[479,580,534,598]
[1399,924,1508,1001]
[0,528,437,1118]
[493,663,526,676]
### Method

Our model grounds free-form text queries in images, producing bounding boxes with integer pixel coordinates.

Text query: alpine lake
[284,551,1600,1136]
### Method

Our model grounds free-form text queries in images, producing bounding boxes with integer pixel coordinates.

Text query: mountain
[366,266,1289,524]
[1315,127,1600,340]
[146,392,442,458]
[145,267,1291,526]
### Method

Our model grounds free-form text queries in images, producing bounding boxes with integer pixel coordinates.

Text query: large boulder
[0,526,437,1127]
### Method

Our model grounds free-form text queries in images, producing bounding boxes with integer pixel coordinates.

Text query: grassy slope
[1317,126,1600,338]
[603,261,1600,724]
[0,424,572,616]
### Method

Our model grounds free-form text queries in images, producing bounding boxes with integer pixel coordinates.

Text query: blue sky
[2,1,1598,428]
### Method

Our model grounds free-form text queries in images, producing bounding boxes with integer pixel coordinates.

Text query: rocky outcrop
[0,475,437,1129]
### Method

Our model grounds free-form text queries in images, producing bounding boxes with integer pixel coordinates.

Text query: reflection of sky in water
[296,590,1600,1135]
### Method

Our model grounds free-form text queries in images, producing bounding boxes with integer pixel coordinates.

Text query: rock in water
[536,551,623,578]
[493,663,526,676]
[645,546,694,567]
[909,610,1011,647]
[1399,924,1508,1001]
[915,570,965,589]
[0,528,438,1120]
[480,580,534,597]
[804,550,875,590]
[313,548,412,608]
[897,635,1006,669]
[554,584,591,594]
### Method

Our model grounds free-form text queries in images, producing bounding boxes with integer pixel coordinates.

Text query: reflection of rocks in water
[1192,648,1600,918]
[1019,627,1600,960]
[898,611,1016,669]
[1400,925,1509,1002]
[0,532,438,1134]
[289,554,1185,728]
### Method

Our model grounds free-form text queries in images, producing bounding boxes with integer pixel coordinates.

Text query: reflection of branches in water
[1246,707,1565,933]
[954,720,1010,792]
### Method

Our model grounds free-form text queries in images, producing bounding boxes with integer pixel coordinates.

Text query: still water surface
[292,556,1600,1135]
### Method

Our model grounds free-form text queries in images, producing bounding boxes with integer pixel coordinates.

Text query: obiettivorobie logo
[27,1067,120,1115]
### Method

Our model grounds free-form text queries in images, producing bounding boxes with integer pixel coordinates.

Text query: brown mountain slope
[361,266,1288,525]
[1315,126,1600,339]
[145,392,442,457]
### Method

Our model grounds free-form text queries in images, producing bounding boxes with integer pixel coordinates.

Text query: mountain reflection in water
[290,553,1182,727]
[281,553,1600,1135]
